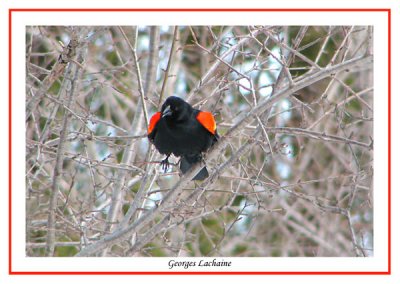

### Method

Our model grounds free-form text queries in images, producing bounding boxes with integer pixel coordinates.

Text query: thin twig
[75,54,372,256]
[26,37,80,121]
[144,26,160,99]
[46,32,83,256]
[159,26,179,107]
[118,26,149,129]
[186,28,266,102]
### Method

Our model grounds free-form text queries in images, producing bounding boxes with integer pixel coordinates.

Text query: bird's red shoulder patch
[148,112,161,135]
[196,111,217,135]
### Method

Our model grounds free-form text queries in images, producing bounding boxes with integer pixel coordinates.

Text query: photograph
[25,25,373,258]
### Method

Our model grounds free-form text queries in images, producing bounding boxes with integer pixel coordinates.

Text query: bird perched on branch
[147,96,219,180]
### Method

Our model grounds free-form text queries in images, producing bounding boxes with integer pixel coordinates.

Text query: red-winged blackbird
[147,96,219,180]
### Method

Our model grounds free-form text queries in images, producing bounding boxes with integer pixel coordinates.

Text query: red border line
[10,8,391,275]
[387,8,392,276]
[8,7,13,277]
[9,8,391,12]
[8,271,392,275]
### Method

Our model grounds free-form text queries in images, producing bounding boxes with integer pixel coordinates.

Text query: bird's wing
[148,112,161,135]
[196,111,217,135]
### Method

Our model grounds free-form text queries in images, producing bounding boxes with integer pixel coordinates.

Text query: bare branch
[45,28,87,256]
[75,54,372,256]
[159,26,179,107]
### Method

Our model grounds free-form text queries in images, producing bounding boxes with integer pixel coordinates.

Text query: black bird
[147,96,219,180]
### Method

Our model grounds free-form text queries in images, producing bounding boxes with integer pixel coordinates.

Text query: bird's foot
[160,155,171,172]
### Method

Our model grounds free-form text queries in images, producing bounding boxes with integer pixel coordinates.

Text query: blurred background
[25,26,373,257]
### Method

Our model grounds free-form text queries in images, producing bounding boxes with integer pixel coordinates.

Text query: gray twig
[75,54,372,256]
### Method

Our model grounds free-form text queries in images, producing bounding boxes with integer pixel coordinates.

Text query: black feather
[148,96,218,181]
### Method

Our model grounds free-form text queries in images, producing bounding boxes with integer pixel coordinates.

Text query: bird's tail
[180,154,209,181]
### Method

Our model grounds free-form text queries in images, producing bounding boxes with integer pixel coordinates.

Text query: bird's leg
[160,154,171,172]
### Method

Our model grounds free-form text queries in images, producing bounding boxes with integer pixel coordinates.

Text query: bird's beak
[162,105,172,117]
